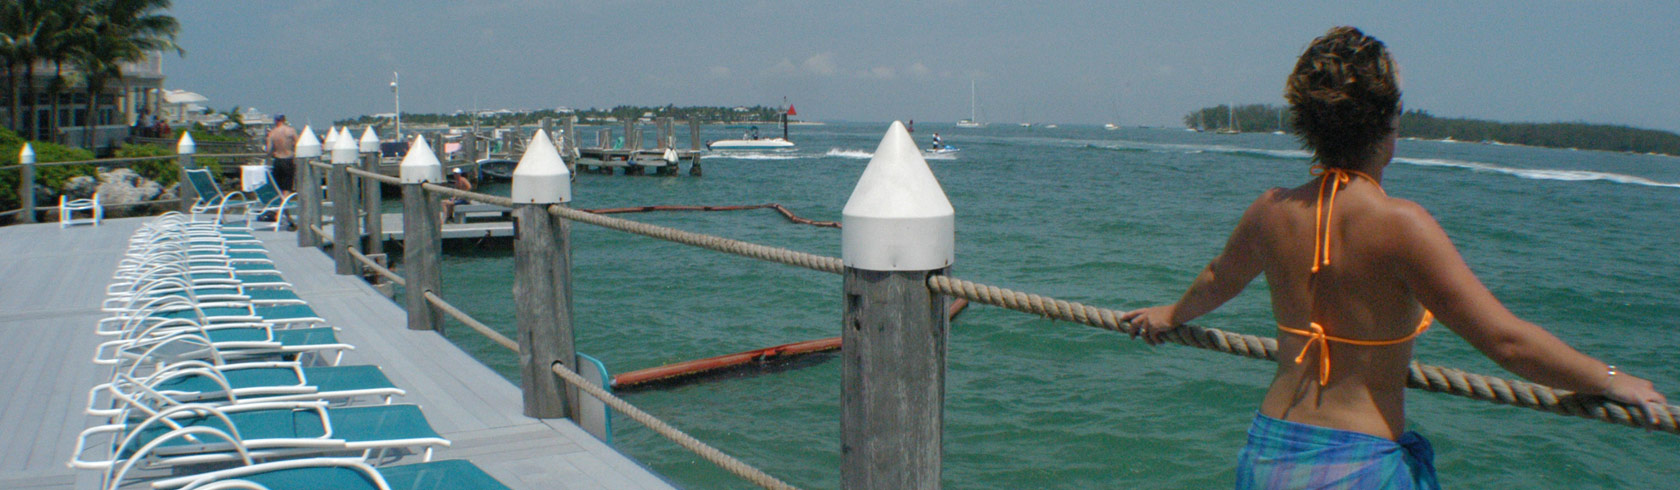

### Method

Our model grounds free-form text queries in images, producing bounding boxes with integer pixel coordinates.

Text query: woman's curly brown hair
[1285,26,1401,167]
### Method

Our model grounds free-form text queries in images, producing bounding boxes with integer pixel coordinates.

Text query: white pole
[391,72,401,140]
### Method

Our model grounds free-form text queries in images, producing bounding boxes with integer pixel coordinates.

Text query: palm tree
[71,0,181,147]
[0,0,56,139]
[42,1,90,143]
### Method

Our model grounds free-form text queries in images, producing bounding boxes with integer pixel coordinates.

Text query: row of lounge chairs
[70,210,510,489]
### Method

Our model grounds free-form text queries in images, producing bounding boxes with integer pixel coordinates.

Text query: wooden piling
[841,267,949,490]
[689,119,703,176]
[330,161,358,275]
[297,158,321,247]
[563,116,577,174]
[513,204,578,419]
[402,182,443,331]
[360,151,384,259]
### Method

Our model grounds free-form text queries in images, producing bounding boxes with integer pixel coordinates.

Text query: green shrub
[117,143,180,187]
[0,126,97,210]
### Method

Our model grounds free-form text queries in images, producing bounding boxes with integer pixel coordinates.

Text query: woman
[1120,27,1666,488]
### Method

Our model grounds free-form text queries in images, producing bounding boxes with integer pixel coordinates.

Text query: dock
[0,217,673,489]
[318,212,515,244]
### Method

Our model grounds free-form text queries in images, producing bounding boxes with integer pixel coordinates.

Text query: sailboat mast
[970,80,977,122]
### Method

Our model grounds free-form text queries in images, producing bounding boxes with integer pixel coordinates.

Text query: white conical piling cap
[331,127,359,164]
[177,132,196,154]
[359,127,380,153]
[295,126,322,158]
[323,126,340,149]
[19,143,34,164]
[841,121,954,271]
[511,129,571,204]
[400,135,444,184]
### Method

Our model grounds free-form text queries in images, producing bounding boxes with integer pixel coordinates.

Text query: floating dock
[0,218,672,489]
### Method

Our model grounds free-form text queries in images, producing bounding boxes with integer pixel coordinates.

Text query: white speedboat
[708,137,795,150]
[925,146,960,155]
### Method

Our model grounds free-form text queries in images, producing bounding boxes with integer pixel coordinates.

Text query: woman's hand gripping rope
[1121,305,1181,346]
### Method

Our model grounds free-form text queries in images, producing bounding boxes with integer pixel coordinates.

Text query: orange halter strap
[1279,166,1433,386]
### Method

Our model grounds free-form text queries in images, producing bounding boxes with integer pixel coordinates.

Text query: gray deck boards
[0,217,672,490]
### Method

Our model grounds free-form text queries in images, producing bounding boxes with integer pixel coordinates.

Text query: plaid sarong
[1235,412,1438,489]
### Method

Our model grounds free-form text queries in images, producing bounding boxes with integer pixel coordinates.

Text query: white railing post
[330,128,360,274]
[18,144,35,223]
[176,133,196,214]
[840,121,956,489]
[358,127,384,259]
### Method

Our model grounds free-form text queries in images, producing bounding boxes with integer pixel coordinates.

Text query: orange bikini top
[1277,166,1433,386]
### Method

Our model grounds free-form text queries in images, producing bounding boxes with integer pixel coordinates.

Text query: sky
[162,1,1680,132]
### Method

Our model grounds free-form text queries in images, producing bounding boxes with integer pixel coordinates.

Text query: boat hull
[707,138,795,150]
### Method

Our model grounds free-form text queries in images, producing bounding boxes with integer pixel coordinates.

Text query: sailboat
[956,81,985,128]
[708,103,797,150]
[1216,104,1239,134]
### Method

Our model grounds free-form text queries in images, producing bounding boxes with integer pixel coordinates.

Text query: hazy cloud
[709,66,731,78]
[801,53,838,76]
[860,66,897,80]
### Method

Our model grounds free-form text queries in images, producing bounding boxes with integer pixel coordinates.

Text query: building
[0,54,166,152]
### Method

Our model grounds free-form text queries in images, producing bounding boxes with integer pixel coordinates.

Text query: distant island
[336,105,794,129]
[1184,104,1680,156]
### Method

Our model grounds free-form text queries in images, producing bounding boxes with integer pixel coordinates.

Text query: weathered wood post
[18,144,35,223]
[562,115,577,175]
[510,128,577,419]
[176,133,197,214]
[330,128,360,275]
[294,126,322,247]
[688,119,703,176]
[399,136,444,332]
[840,121,955,489]
[358,128,384,259]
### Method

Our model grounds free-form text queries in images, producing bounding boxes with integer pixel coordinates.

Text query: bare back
[1249,176,1429,440]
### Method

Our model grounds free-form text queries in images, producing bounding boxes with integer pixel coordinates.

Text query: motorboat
[708,106,797,150]
[475,158,517,182]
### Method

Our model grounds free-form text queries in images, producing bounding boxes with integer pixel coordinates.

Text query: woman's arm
[1390,201,1666,419]
[1122,194,1269,345]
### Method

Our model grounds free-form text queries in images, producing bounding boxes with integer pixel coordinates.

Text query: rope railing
[550,362,799,490]
[547,204,844,274]
[923,275,1679,435]
[422,290,519,352]
[24,152,266,167]
[346,246,405,287]
[345,167,400,185]
[582,203,840,228]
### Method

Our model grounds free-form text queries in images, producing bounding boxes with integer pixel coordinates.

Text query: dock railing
[3,136,264,224]
[303,124,1677,489]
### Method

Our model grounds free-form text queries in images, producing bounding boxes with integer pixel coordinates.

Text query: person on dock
[441,167,474,221]
[266,115,299,193]
[1120,26,1666,489]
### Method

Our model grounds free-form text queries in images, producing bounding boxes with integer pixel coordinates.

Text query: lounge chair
[244,168,299,231]
[95,322,351,368]
[88,360,404,417]
[151,458,510,490]
[71,401,449,481]
[184,168,252,225]
[60,192,102,227]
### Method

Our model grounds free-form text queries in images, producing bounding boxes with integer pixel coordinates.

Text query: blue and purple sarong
[1235,413,1438,489]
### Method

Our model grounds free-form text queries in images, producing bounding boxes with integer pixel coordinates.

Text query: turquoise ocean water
[405,122,1680,488]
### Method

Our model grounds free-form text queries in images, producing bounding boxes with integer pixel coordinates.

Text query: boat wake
[707,152,801,161]
[824,148,874,159]
[1396,157,1680,189]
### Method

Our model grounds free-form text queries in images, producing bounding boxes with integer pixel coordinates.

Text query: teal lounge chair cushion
[205,326,337,346]
[236,460,511,490]
[255,304,319,320]
[151,365,394,400]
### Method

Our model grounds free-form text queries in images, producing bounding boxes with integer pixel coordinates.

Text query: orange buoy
[612,298,970,390]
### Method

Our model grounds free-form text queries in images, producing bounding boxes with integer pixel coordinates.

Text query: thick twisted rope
[346,246,405,286]
[547,204,844,274]
[925,275,1678,435]
[551,362,798,490]
[423,290,518,352]
[422,182,516,207]
[345,167,401,185]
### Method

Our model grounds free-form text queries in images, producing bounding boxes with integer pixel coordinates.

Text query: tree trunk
[24,64,37,140]
[49,62,61,143]
[5,64,16,131]
[85,84,96,149]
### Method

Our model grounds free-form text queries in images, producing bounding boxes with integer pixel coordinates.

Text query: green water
[402,123,1680,488]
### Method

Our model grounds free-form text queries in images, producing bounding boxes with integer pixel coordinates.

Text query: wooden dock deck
[0,217,673,489]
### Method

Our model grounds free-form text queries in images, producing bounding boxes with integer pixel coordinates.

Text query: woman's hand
[1605,372,1670,427]
[1121,305,1180,346]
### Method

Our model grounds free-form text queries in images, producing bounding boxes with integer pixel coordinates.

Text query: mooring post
[358,128,384,260]
[18,144,35,223]
[330,128,360,275]
[562,115,577,175]
[399,136,444,332]
[840,121,955,490]
[689,119,703,176]
[294,126,322,247]
[509,128,577,419]
[177,133,196,214]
